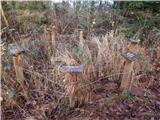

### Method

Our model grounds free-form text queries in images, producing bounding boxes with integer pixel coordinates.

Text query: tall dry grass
[53,31,128,106]
[56,31,127,80]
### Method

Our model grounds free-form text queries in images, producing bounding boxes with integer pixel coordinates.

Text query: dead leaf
[129,85,144,97]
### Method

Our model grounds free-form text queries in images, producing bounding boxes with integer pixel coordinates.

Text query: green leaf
[121,90,132,100]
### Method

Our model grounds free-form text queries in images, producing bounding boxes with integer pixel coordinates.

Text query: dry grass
[52,31,128,107]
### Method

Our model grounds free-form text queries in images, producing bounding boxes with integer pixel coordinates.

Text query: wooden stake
[51,26,56,56]
[13,55,24,85]
[8,45,26,85]
[120,60,134,90]
[120,42,140,91]
[60,65,93,107]
[51,29,56,48]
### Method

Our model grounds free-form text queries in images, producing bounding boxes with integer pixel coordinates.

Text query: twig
[23,68,65,88]
[79,72,131,88]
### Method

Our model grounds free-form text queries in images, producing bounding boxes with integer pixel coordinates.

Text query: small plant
[121,90,133,100]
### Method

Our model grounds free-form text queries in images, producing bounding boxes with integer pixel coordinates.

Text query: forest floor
[66,60,160,120]
[55,52,160,120]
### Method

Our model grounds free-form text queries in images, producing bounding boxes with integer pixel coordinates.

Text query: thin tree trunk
[0,2,9,27]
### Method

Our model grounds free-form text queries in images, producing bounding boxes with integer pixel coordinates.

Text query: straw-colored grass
[53,31,128,106]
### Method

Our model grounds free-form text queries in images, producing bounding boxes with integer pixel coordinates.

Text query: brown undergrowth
[1,29,153,119]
